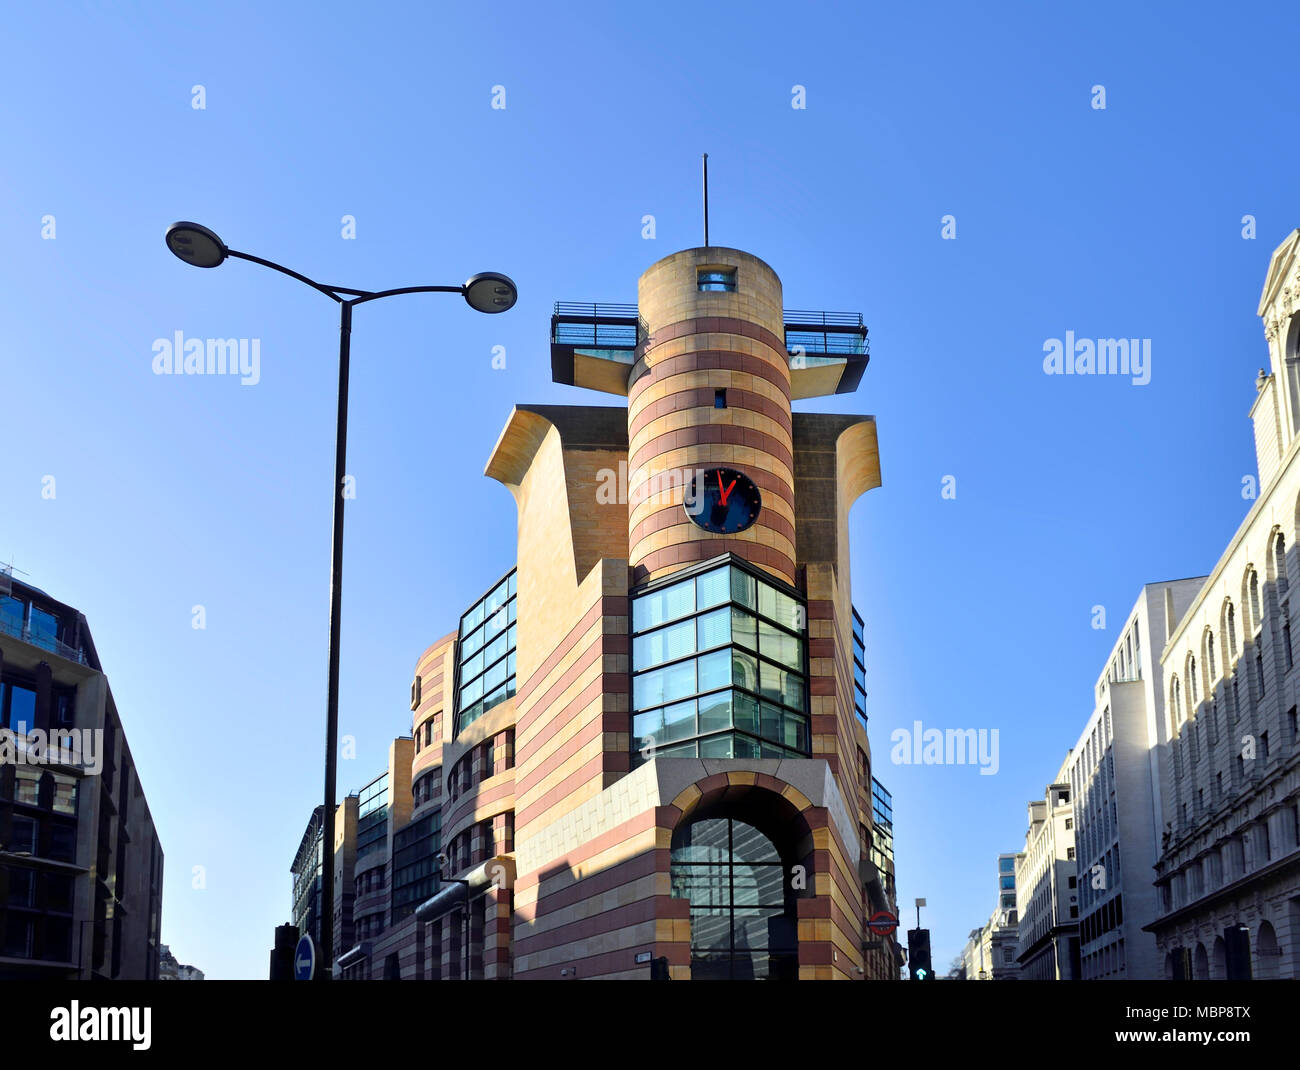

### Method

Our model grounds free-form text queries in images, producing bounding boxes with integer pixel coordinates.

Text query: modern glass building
[290,806,324,945]
[999,854,1018,910]
[0,569,163,979]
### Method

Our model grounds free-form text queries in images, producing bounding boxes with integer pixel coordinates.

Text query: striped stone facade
[332,245,895,980]
[630,249,797,585]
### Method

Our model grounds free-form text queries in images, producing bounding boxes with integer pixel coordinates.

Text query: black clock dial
[684,467,762,534]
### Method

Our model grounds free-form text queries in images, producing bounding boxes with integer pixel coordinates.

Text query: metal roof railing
[551,302,869,359]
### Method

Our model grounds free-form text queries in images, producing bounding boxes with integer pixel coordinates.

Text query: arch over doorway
[1256,920,1280,980]
[667,775,820,980]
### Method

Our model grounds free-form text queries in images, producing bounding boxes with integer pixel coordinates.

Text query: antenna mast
[702,153,710,247]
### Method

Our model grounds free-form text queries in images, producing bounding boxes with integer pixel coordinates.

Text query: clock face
[685,467,762,534]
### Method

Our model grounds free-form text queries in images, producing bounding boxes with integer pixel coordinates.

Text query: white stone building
[1068,579,1204,978]
[1015,755,1079,979]
[1147,230,1300,980]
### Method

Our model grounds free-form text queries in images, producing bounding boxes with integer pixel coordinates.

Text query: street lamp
[165,221,516,980]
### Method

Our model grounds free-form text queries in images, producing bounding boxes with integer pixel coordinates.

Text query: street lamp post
[165,222,516,979]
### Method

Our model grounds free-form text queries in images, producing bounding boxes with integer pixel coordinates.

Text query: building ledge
[1145,848,1300,931]
[0,851,86,874]
[0,955,77,972]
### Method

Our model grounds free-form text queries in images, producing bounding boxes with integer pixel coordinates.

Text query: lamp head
[165,221,228,268]
[463,272,517,314]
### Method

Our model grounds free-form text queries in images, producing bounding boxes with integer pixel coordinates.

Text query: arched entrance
[1256,921,1280,980]
[670,813,799,979]
[1224,923,1253,980]
[1193,943,1209,980]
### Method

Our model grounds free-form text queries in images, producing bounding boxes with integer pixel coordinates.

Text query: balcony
[0,614,86,665]
[782,309,869,358]
[551,302,641,350]
[551,301,869,399]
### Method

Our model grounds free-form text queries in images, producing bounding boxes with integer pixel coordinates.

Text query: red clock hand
[718,474,738,506]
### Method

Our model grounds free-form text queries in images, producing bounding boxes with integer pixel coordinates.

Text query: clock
[685,467,762,534]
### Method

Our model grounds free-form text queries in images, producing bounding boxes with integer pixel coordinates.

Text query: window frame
[629,554,810,764]
[696,267,737,293]
[452,568,519,737]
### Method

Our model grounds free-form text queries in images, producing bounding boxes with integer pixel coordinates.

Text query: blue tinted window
[697,268,736,293]
[28,607,58,651]
[632,563,807,764]
[0,597,23,635]
[455,569,518,735]
[5,685,35,732]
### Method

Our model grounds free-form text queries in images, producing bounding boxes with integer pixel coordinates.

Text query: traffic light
[907,928,933,980]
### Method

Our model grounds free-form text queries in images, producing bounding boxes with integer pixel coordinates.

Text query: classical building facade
[325,244,895,980]
[1015,755,1079,980]
[0,569,163,979]
[159,943,204,980]
[1147,230,1300,980]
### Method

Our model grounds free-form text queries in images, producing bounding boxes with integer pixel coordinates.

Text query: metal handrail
[553,301,638,318]
[783,309,864,328]
[553,301,864,327]
[0,616,85,664]
[786,330,868,356]
[551,302,870,359]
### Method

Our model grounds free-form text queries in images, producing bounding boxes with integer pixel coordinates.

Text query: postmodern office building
[1065,580,1202,979]
[1146,230,1300,980]
[0,568,163,979]
[326,244,894,980]
[1014,754,1080,980]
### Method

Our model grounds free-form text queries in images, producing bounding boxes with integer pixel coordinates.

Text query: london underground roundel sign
[868,911,898,937]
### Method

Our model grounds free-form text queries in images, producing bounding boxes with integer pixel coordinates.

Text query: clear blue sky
[2,2,1296,978]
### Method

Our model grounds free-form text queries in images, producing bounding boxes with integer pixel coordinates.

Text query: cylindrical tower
[628,247,796,585]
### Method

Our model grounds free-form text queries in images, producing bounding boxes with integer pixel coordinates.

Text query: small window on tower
[714,389,727,409]
[698,268,736,293]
